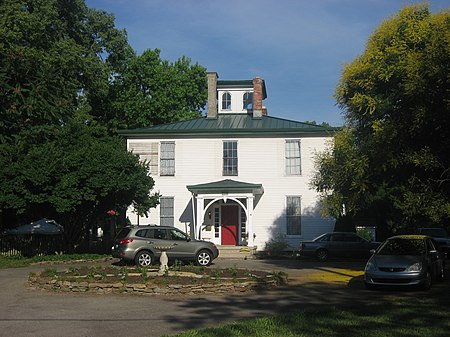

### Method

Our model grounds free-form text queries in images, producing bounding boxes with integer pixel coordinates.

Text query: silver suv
[111,225,219,267]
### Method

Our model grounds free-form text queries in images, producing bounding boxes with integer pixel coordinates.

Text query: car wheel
[316,249,329,262]
[196,250,212,266]
[135,250,154,267]
[422,271,432,290]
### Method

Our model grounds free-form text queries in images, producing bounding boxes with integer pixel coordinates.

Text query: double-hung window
[243,92,253,110]
[222,92,231,110]
[223,141,238,176]
[129,142,159,175]
[286,196,301,235]
[285,140,301,175]
[160,141,175,176]
[160,197,174,226]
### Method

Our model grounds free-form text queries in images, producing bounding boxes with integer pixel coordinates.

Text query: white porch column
[247,196,254,246]
[195,196,204,240]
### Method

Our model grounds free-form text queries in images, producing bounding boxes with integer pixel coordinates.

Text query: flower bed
[28,265,287,295]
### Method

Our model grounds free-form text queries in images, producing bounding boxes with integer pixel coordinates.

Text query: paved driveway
[0,257,446,337]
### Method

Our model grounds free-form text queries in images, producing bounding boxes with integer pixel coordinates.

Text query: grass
[0,254,108,269]
[165,294,450,337]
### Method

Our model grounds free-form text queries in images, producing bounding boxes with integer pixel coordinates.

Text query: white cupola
[206,72,267,119]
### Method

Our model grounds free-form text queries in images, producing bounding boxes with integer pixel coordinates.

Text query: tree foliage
[0,114,159,246]
[101,49,207,130]
[313,4,450,234]
[0,0,207,245]
[0,0,132,142]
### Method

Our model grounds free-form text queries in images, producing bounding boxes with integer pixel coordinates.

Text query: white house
[119,72,336,250]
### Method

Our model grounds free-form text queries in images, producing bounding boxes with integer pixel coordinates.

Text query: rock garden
[28,263,288,295]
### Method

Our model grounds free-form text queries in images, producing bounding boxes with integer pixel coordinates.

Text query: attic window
[243,92,253,110]
[222,92,231,110]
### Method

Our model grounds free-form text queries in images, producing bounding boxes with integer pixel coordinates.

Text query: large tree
[0,0,132,142]
[313,4,450,235]
[102,49,207,131]
[0,0,207,245]
[0,113,159,248]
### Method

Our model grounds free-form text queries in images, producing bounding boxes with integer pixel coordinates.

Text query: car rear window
[135,229,148,238]
[116,228,131,240]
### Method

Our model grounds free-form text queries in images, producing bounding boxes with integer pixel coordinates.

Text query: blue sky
[86,0,448,126]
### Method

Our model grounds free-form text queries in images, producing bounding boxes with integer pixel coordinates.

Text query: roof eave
[119,128,337,138]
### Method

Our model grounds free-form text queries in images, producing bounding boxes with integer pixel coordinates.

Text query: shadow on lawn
[161,271,450,335]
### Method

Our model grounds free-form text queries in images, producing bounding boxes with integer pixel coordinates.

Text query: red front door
[221,205,239,245]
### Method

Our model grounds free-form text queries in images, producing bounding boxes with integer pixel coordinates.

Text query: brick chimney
[253,76,264,118]
[206,72,218,119]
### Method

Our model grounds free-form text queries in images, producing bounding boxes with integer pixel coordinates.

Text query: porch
[187,179,264,247]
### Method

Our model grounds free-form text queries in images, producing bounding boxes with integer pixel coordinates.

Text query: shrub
[264,233,290,256]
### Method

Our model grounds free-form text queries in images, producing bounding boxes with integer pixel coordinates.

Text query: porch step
[217,246,257,259]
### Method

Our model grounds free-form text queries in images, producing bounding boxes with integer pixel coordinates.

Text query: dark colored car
[299,232,379,261]
[418,228,450,258]
[364,235,445,290]
[111,225,219,267]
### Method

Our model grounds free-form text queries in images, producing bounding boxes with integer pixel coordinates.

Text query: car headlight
[406,262,422,272]
[365,261,376,272]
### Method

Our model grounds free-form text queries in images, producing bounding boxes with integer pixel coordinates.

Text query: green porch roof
[187,179,263,194]
[118,114,338,138]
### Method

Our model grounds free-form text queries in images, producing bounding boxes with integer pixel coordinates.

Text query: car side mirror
[186,237,191,242]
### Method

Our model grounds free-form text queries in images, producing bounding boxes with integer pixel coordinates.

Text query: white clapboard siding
[126,135,335,250]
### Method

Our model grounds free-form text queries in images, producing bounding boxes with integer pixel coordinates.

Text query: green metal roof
[118,114,338,138]
[187,179,263,194]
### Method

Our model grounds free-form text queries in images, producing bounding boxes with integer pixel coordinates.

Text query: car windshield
[170,228,188,240]
[377,238,425,255]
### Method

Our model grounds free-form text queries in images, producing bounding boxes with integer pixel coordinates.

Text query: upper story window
[285,140,301,175]
[223,141,238,176]
[222,92,231,110]
[160,141,175,176]
[243,92,253,110]
[129,142,159,175]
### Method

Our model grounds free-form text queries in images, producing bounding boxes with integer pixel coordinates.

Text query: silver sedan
[364,235,445,290]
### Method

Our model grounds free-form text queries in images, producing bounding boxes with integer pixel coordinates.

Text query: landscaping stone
[28,265,286,296]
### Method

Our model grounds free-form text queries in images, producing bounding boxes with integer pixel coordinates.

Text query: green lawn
[165,289,450,337]
[0,254,108,268]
